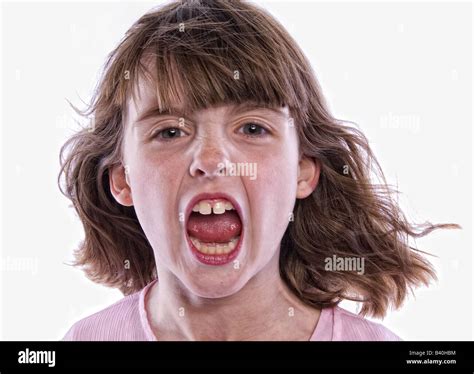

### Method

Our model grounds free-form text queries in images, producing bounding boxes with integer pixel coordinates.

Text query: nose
[189,138,230,179]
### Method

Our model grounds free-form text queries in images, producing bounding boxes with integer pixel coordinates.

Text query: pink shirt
[62,280,401,341]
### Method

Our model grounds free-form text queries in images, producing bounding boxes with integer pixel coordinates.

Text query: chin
[182,271,251,299]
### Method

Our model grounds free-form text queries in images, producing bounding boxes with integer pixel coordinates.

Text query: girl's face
[110,76,318,298]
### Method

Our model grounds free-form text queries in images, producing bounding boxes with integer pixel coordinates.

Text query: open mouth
[185,194,243,266]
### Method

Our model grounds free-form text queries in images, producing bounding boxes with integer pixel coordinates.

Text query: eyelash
[151,122,270,141]
[238,122,270,138]
[152,127,186,142]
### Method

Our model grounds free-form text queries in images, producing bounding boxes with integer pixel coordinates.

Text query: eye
[153,127,186,140]
[239,122,269,137]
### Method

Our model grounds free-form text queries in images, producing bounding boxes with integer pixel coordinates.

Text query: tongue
[187,210,242,243]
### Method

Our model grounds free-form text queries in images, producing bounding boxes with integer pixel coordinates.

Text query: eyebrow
[133,102,286,127]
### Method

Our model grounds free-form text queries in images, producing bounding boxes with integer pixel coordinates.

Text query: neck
[147,251,320,341]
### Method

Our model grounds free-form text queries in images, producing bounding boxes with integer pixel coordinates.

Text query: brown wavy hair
[59,0,460,318]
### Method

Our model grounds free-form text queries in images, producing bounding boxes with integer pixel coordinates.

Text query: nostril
[217,163,225,175]
[196,169,206,177]
[189,159,228,178]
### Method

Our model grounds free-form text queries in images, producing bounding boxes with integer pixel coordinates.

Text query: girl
[60,0,458,341]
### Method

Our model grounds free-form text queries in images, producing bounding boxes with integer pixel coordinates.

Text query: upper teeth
[192,199,235,215]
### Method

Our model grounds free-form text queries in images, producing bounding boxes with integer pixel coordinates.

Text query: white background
[0,1,472,340]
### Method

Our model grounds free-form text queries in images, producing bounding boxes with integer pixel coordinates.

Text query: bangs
[111,0,311,117]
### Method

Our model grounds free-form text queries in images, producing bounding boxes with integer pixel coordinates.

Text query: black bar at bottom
[0,341,472,372]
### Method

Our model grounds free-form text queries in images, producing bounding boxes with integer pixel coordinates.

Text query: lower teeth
[190,236,240,255]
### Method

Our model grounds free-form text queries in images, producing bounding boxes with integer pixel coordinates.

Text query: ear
[296,157,320,199]
[109,164,134,207]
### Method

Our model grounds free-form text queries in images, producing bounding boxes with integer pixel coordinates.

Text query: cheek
[127,149,185,256]
[130,156,178,206]
[247,146,299,249]
[129,144,187,199]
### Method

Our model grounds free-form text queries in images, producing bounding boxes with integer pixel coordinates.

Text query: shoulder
[62,289,146,341]
[332,306,402,341]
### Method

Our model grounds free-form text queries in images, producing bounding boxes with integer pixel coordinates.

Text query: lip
[184,192,244,266]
